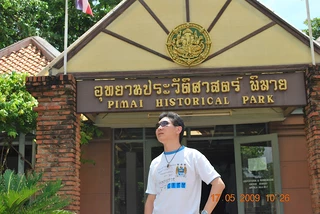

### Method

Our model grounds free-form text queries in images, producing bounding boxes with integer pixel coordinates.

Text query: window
[0,133,35,173]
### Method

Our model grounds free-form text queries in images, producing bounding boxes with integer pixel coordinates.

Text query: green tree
[0,72,38,173]
[0,0,50,48]
[0,169,73,214]
[0,72,103,171]
[303,17,320,40]
[0,72,37,139]
[0,0,121,51]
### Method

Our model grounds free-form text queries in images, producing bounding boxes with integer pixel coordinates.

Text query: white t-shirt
[146,146,221,214]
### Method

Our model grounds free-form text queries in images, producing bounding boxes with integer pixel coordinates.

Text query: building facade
[26,0,320,213]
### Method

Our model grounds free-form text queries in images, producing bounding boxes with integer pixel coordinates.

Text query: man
[145,112,225,214]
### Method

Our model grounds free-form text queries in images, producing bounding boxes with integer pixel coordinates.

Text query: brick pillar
[304,65,320,214]
[26,74,81,213]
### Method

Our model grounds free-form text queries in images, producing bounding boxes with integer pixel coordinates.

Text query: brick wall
[304,65,320,214]
[26,74,81,213]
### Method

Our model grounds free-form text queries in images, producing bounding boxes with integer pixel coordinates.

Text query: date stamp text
[211,193,290,203]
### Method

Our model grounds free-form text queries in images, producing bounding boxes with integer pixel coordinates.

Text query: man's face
[155,117,181,143]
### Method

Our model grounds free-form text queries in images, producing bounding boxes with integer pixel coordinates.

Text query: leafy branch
[303,17,320,39]
[0,72,103,173]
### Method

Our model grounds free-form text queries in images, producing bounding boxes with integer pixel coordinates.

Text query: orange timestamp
[211,193,290,203]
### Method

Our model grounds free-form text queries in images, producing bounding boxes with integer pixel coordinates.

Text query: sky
[258,0,320,31]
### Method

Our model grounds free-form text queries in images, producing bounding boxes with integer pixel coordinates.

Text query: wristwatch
[201,210,208,214]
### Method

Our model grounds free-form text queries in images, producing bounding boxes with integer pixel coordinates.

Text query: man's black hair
[159,112,185,143]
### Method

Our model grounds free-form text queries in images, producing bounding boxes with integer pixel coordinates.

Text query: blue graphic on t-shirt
[167,182,186,189]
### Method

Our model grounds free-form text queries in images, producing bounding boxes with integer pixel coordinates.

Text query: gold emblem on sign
[166,23,211,67]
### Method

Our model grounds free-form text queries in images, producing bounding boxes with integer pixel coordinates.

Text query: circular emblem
[166,23,211,67]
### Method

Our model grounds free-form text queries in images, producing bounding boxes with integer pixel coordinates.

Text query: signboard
[76,72,306,113]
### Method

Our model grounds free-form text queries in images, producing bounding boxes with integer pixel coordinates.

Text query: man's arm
[144,194,156,214]
[202,177,225,213]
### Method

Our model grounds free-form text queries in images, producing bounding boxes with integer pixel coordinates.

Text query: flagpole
[64,0,68,75]
[305,0,315,65]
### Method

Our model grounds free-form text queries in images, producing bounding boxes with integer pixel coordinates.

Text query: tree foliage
[0,169,73,214]
[80,120,103,146]
[0,72,38,139]
[0,72,103,171]
[0,0,121,51]
[0,72,38,172]
[0,0,50,48]
[303,17,320,40]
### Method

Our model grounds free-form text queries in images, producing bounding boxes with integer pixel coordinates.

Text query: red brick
[47,105,62,110]
[304,66,320,214]
[43,91,57,97]
[26,73,81,213]
[34,106,46,111]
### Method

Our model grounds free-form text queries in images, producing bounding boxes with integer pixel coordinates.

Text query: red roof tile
[0,37,60,76]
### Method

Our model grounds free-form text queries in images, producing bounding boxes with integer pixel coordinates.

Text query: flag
[76,0,94,16]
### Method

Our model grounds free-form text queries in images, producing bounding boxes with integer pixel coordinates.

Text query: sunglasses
[155,121,171,129]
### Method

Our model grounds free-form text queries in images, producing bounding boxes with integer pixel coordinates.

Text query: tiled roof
[0,36,60,76]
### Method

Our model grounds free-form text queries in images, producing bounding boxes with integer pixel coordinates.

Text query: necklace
[164,145,182,168]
